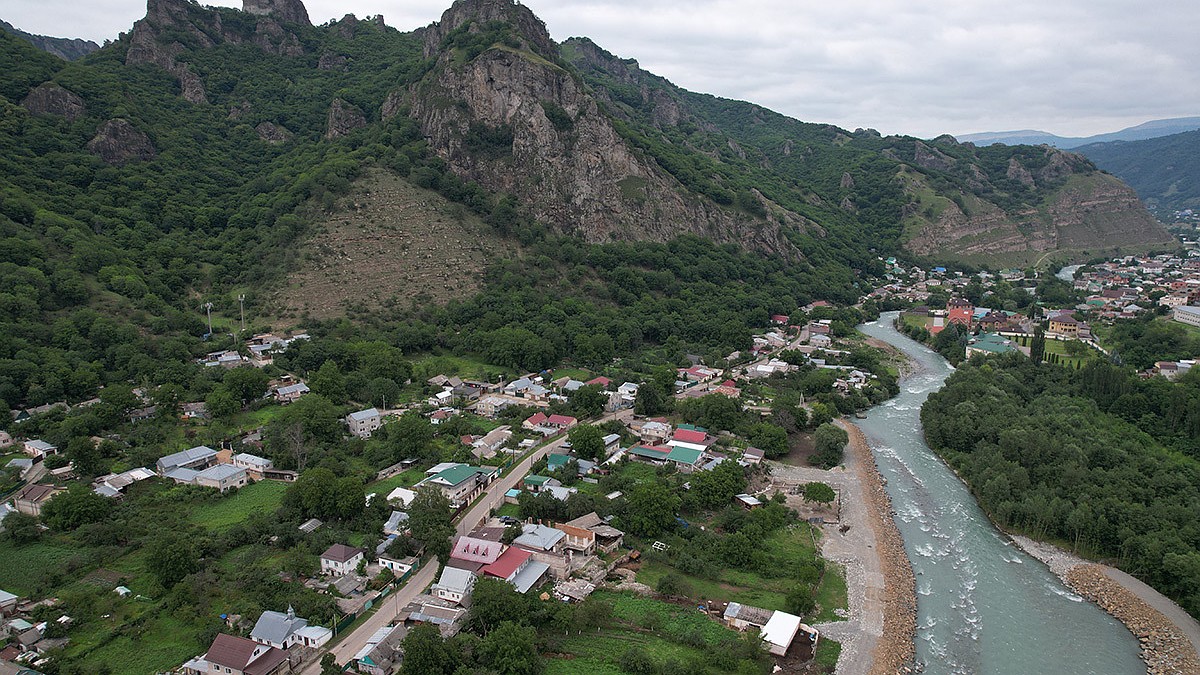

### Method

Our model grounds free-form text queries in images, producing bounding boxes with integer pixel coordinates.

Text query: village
[4,248,1200,675]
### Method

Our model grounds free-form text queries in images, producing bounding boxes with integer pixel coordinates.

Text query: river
[854,311,1144,674]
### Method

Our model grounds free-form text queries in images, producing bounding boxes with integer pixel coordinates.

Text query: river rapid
[854,312,1144,674]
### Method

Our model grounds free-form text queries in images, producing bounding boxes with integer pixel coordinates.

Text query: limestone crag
[87,119,156,165]
[0,20,100,61]
[242,0,311,27]
[256,121,294,144]
[407,0,797,254]
[21,82,86,120]
[325,98,367,139]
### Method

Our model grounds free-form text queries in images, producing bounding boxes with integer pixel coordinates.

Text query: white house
[347,408,382,438]
[250,607,332,650]
[23,439,57,458]
[320,544,365,576]
[431,566,476,606]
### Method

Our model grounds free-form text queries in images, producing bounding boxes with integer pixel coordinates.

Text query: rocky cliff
[404,0,798,253]
[0,20,99,61]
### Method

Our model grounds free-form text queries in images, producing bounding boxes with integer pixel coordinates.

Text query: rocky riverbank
[844,420,917,675]
[1013,536,1200,675]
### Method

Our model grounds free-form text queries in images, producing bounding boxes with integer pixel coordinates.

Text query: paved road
[302,407,633,672]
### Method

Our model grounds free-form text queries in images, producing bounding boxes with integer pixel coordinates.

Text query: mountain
[0,19,100,60]
[1075,129,1200,214]
[959,117,1200,149]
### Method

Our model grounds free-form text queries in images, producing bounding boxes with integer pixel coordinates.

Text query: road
[302,407,633,672]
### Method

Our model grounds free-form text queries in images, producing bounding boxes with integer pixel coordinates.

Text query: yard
[633,526,847,624]
[0,539,80,597]
[546,591,770,675]
[189,480,289,530]
[366,467,430,497]
[1011,335,1098,368]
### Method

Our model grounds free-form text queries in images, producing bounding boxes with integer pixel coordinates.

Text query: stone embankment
[1065,566,1200,675]
[844,421,917,675]
[1014,536,1200,675]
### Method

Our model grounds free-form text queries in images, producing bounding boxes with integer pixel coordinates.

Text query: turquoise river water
[855,312,1144,674]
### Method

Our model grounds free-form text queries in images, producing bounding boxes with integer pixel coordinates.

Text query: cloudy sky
[6,0,1198,138]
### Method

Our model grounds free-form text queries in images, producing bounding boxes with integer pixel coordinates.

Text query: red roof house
[672,429,709,445]
[546,414,577,429]
[481,546,532,581]
[584,376,612,389]
[770,314,789,325]
[947,307,973,328]
[523,412,549,430]
[451,535,503,565]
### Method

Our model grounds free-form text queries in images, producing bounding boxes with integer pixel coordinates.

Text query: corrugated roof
[481,546,532,580]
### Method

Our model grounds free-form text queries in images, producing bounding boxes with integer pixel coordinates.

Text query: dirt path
[767,420,915,675]
[1013,535,1200,674]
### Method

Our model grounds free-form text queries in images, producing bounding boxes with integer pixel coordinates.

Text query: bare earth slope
[273,169,514,320]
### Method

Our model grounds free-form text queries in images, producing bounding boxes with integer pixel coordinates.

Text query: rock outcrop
[87,119,156,165]
[243,0,311,27]
[125,0,307,102]
[0,20,100,61]
[405,0,797,254]
[21,82,86,120]
[325,98,367,139]
[256,122,294,144]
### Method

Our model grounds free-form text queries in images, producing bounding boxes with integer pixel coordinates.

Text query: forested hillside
[922,355,1200,617]
[1076,129,1200,213]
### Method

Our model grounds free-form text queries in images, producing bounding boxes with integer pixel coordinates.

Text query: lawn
[72,607,205,675]
[189,481,289,530]
[546,592,766,675]
[1011,335,1097,368]
[634,526,848,623]
[549,367,592,381]
[0,539,81,596]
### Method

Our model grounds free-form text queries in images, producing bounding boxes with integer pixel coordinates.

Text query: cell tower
[203,301,214,338]
[238,294,246,333]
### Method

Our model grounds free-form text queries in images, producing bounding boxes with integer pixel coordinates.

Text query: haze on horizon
[5,0,1198,140]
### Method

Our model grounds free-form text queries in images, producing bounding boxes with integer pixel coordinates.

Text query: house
[23,439,56,458]
[544,414,576,430]
[668,428,712,453]
[449,535,503,571]
[636,420,671,444]
[431,566,476,606]
[250,606,331,650]
[480,546,549,593]
[770,314,789,325]
[386,487,417,508]
[966,334,1019,358]
[12,484,63,517]
[157,445,218,474]
[807,333,832,349]
[383,511,410,536]
[724,602,774,632]
[400,595,468,637]
[601,433,621,457]
[523,412,548,430]
[584,376,612,389]
[564,512,625,553]
[1173,306,1200,327]
[415,464,498,508]
[742,447,765,465]
[377,555,415,577]
[1047,315,1081,336]
[92,467,157,498]
[232,453,273,479]
[947,306,973,329]
[554,523,596,557]
[347,408,382,438]
[735,494,763,510]
[761,611,811,656]
[677,365,719,383]
[320,544,365,576]
[181,633,290,675]
[275,382,310,404]
[522,475,560,493]
[352,624,407,675]
[471,426,512,459]
[0,590,17,617]
[200,464,249,492]
[513,523,566,555]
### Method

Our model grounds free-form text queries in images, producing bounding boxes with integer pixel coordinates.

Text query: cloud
[5,0,1198,138]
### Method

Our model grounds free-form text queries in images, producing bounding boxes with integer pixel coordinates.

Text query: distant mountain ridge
[0,19,100,60]
[1075,129,1200,214]
[960,117,1200,149]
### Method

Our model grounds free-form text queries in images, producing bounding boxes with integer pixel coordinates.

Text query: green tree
[65,436,106,476]
[688,460,747,509]
[569,384,606,418]
[1030,326,1046,364]
[400,623,458,675]
[223,366,271,405]
[387,413,435,462]
[803,482,836,505]
[41,485,112,531]
[786,585,816,615]
[811,423,848,469]
[408,486,455,563]
[634,381,668,416]
[477,621,544,675]
[309,360,348,404]
[2,511,41,545]
[147,532,200,588]
[621,482,680,538]
[366,377,400,409]
[204,386,239,419]
[567,424,605,462]
[749,422,790,459]
[468,578,530,634]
